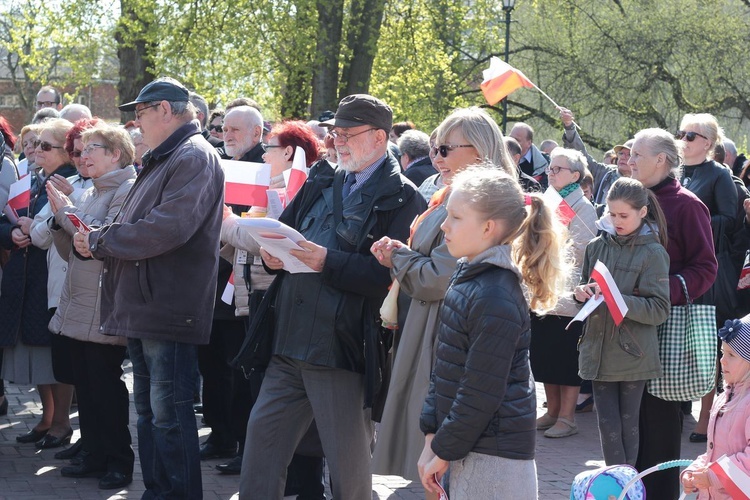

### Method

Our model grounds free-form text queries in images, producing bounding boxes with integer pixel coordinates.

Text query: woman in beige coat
[46,125,137,489]
[370,107,517,490]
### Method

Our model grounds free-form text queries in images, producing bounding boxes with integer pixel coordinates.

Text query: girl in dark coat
[418,166,572,500]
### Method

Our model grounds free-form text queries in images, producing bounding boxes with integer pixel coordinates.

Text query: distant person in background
[540,139,558,155]
[398,130,435,187]
[32,108,60,124]
[36,86,63,111]
[59,104,92,124]
[510,122,549,188]
[208,110,225,142]
[390,121,416,144]
[603,149,617,165]
[503,136,541,192]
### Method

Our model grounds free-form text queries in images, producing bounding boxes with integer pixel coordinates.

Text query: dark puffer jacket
[420,245,536,462]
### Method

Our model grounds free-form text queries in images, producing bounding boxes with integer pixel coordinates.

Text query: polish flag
[285,146,308,203]
[221,272,234,305]
[222,160,271,207]
[7,174,30,211]
[709,456,750,499]
[590,260,629,326]
[543,186,576,226]
[480,57,534,105]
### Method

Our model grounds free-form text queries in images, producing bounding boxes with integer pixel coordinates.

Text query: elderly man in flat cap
[74,77,224,499]
[240,94,426,499]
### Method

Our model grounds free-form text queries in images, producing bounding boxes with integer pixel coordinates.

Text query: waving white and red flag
[7,174,30,212]
[709,455,750,500]
[543,186,576,226]
[590,260,629,326]
[284,146,308,203]
[222,160,271,207]
[481,57,534,105]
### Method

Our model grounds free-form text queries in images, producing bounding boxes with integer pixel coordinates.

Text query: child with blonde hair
[418,165,571,499]
[682,313,750,498]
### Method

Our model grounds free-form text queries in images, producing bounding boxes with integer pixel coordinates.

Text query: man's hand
[260,247,284,270]
[559,107,575,128]
[11,227,31,248]
[73,231,92,258]
[290,241,327,272]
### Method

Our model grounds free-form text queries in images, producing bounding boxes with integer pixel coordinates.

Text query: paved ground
[0,361,705,499]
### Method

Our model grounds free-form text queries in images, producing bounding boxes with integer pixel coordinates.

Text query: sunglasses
[70,150,83,158]
[432,144,474,158]
[208,124,223,133]
[675,130,709,142]
[35,140,63,152]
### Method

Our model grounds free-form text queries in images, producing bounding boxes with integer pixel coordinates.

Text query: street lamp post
[501,0,516,134]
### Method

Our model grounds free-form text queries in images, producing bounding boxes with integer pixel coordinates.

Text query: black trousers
[62,336,134,474]
[636,390,682,500]
[197,318,253,450]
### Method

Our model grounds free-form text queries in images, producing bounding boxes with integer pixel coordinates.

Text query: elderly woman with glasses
[0,118,77,449]
[370,107,517,492]
[532,148,597,439]
[44,125,137,489]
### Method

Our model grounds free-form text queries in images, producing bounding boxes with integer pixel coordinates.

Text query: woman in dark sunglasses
[370,107,517,494]
[677,115,741,448]
[0,118,78,450]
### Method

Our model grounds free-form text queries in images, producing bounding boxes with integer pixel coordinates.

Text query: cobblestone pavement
[0,361,705,499]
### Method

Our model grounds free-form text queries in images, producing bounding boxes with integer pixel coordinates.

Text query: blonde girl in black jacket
[418,165,572,500]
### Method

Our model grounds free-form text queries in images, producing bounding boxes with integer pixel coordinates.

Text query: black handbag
[231,274,284,379]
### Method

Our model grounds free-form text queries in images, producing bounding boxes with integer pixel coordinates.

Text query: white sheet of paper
[566,295,604,330]
[265,190,284,220]
[235,217,317,274]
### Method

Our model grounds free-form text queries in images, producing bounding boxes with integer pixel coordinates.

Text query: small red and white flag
[709,455,750,500]
[222,160,271,207]
[221,272,235,305]
[590,260,629,326]
[480,57,535,105]
[7,174,30,212]
[285,146,308,203]
[543,186,576,226]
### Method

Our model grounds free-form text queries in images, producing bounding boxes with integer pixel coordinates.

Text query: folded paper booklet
[236,217,317,274]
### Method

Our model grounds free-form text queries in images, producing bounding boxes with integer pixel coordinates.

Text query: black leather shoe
[36,428,73,449]
[70,450,90,466]
[16,428,49,443]
[216,455,242,475]
[99,472,132,490]
[61,462,106,478]
[199,441,236,460]
[689,432,708,443]
[54,440,83,460]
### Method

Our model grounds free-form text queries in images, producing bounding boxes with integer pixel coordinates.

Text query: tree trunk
[311,0,344,118]
[116,0,156,123]
[340,0,386,98]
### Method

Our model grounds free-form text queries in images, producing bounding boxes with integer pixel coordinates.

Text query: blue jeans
[129,338,202,499]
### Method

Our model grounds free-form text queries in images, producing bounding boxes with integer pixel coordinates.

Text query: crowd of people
[0,77,749,500]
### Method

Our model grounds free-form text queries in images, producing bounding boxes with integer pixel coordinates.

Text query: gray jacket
[562,126,620,205]
[88,121,225,345]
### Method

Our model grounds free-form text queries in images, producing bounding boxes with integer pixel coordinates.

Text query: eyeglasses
[135,103,161,120]
[675,130,709,142]
[81,144,107,155]
[70,150,83,158]
[34,140,63,152]
[36,101,58,108]
[545,165,574,175]
[432,144,474,158]
[208,124,223,133]
[264,144,283,149]
[329,128,376,143]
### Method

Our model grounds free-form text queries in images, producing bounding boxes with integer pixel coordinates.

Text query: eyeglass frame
[545,165,575,175]
[329,127,377,144]
[675,130,709,142]
[134,102,162,120]
[36,100,59,108]
[432,144,474,158]
[34,140,64,152]
[81,143,107,155]
[208,124,223,133]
